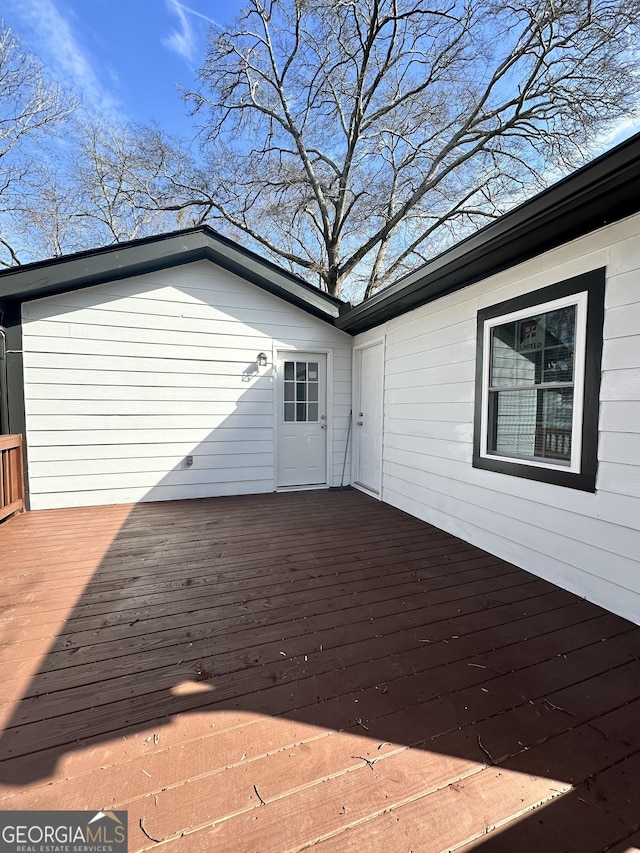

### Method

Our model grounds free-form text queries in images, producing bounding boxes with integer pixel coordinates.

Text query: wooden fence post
[0,434,25,522]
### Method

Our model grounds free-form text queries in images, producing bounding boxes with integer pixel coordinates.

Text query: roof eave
[337,133,640,335]
[0,226,344,324]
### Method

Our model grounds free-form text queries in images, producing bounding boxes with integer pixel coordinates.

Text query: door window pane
[283,361,320,422]
[283,358,322,423]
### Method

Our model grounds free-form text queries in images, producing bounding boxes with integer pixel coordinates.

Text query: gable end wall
[21,260,353,509]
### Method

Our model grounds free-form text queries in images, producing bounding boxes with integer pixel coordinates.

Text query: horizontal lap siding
[22,261,352,509]
[360,212,640,624]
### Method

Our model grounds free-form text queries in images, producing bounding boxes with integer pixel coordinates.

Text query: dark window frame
[472,268,605,492]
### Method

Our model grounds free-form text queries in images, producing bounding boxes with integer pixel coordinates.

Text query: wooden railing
[0,435,25,522]
[542,427,572,460]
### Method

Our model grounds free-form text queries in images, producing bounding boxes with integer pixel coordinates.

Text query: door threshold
[276,484,329,493]
[353,481,381,497]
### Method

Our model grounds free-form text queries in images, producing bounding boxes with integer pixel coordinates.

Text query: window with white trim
[473,269,605,492]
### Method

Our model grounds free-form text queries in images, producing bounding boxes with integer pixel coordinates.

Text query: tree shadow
[1,488,639,850]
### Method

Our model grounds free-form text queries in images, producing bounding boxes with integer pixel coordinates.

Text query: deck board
[1,489,638,852]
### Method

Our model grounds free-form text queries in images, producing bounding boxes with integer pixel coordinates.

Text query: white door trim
[352,337,385,500]
[275,348,333,490]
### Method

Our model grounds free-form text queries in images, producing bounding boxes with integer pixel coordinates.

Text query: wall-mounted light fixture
[257,352,268,367]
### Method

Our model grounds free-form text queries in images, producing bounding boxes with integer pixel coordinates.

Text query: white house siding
[22,260,352,509]
[355,212,640,625]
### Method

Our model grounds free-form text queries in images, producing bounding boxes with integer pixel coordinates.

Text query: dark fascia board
[0,225,347,325]
[338,132,640,335]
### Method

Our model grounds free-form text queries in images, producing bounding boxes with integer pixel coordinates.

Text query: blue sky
[2,0,245,137]
[3,0,639,156]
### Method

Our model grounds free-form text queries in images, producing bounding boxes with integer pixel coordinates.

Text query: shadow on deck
[1,489,639,852]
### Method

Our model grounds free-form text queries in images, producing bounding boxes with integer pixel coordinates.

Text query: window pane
[544,306,576,348]
[308,362,318,380]
[543,348,574,384]
[491,323,539,386]
[490,388,573,462]
[308,382,318,402]
[539,388,573,460]
[296,362,307,381]
[475,271,603,489]
[296,402,307,421]
[296,382,306,401]
[308,403,319,421]
[491,389,537,456]
[284,382,294,401]
[543,305,576,382]
[490,304,576,388]
[284,402,295,422]
[284,361,294,381]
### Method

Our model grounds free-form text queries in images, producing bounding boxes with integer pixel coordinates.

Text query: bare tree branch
[0,234,20,267]
[177,0,639,298]
[0,23,77,266]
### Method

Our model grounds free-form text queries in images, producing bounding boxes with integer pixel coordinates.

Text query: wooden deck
[1,488,639,852]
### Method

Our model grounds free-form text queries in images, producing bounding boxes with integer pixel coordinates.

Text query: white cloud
[163,0,196,65]
[3,0,123,121]
[595,111,640,153]
[162,0,220,66]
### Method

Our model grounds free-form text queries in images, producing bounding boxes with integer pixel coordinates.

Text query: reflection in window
[474,269,604,491]
[488,305,576,463]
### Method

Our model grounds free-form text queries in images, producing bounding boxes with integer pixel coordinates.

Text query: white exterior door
[277,353,327,487]
[354,342,383,494]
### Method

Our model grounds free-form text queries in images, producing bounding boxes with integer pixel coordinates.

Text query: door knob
[320,423,327,429]
[357,421,363,426]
